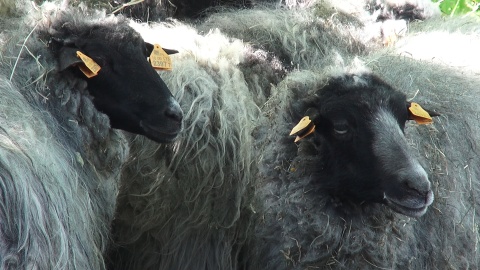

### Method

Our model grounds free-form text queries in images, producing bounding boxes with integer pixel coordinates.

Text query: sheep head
[290,73,438,217]
[49,20,183,143]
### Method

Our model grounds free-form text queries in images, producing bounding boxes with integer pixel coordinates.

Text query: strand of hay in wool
[9,23,38,81]
[111,0,145,14]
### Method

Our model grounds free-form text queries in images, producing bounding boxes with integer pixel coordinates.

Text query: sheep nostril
[399,165,430,192]
[164,103,183,123]
[403,177,431,198]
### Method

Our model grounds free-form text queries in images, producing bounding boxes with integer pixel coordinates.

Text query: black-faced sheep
[108,20,282,269]
[244,11,480,270]
[247,64,479,270]
[0,1,182,269]
[109,1,479,270]
[247,66,479,269]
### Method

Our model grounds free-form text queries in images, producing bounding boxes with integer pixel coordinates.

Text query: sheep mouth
[383,191,434,218]
[140,121,181,143]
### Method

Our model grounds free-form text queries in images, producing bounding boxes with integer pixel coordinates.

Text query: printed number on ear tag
[76,51,101,78]
[149,44,172,71]
[409,102,433,125]
[290,116,316,142]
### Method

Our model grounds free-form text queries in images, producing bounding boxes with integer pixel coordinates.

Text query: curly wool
[250,69,480,269]
[246,13,480,270]
[0,3,133,269]
[109,3,371,269]
[110,20,284,270]
[110,2,479,270]
[247,66,479,269]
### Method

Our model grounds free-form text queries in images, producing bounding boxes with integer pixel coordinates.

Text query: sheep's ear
[290,108,319,142]
[290,116,316,142]
[425,108,440,117]
[407,102,440,125]
[58,46,84,71]
[145,42,179,55]
[146,43,178,71]
[162,48,179,55]
[58,47,101,78]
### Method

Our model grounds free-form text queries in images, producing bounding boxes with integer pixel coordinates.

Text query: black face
[292,74,434,217]
[55,34,183,143]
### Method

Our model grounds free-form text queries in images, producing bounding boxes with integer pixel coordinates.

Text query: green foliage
[432,0,480,16]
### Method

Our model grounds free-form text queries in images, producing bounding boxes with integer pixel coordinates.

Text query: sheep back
[246,15,480,270]
[0,3,131,269]
[109,21,283,269]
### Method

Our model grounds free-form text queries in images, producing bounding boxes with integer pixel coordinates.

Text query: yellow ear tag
[149,44,172,71]
[294,125,315,143]
[409,102,433,125]
[290,116,316,142]
[76,51,101,78]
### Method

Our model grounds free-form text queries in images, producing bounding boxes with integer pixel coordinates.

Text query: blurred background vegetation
[23,0,480,18]
[105,0,480,17]
[432,0,480,15]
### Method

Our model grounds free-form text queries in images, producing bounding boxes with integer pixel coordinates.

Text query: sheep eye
[334,128,348,135]
[333,122,349,136]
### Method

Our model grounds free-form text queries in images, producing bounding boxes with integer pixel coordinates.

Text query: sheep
[197,0,442,68]
[23,0,439,22]
[108,19,285,269]
[0,1,182,269]
[242,10,480,270]
[110,0,261,20]
[246,65,480,269]
[110,0,256,20]
[110,1,479,269]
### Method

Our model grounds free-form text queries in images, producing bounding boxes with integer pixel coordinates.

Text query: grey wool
[0,1,180,269]
[109,1,479,269]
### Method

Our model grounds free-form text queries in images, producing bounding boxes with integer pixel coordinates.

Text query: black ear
[145,42,154,55]
[406,102,441,121]
[145,42,179,55]
[51,37,88,72]
[304,108,320,121]
[163,48,179,55]
[58,46,84,71]
[425,108,441,117]
[290,107,319,142]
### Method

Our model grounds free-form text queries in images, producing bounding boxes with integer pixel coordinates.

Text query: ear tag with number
[149,44,172,71]
[409,102,433,124]
[76,51,101,78]
[290,116,316,142]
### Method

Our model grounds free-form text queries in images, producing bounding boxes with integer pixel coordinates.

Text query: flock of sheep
[0,0,479,269]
